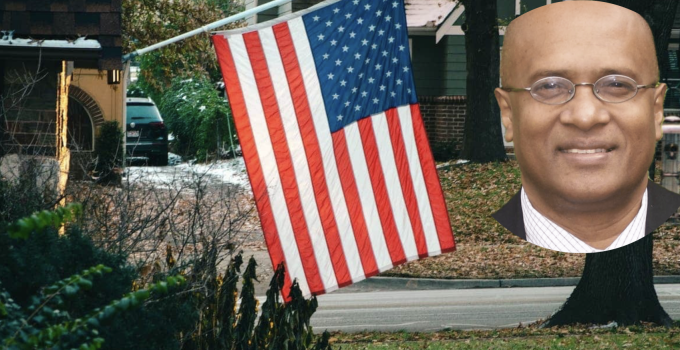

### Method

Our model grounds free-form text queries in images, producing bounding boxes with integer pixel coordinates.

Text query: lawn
[383,160,680,280]
[330,322,680,349]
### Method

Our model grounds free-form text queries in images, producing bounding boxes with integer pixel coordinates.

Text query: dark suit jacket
[492,179,680,241]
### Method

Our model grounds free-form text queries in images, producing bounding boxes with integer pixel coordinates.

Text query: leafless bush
[0,155,62,222]
[66,162,257,283]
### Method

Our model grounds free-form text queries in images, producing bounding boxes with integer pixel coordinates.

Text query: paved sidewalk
[333,275,680,293]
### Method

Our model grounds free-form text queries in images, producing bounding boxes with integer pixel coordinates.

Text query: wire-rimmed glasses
[500,75,659,105]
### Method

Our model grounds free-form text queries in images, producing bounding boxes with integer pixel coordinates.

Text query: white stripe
[227,34,311,297]
[345,122,394,271]
[397,105,442,255]
[259,27,338,292]
[372,112,419,261]
[289,17,366,282]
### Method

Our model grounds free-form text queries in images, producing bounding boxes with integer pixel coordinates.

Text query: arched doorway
[67,86,105,152]
[67,97,94,151]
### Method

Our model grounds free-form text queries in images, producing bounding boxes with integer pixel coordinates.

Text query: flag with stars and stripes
[212,0,455,299]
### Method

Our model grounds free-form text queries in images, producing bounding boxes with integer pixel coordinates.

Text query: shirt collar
[520,188,648,253]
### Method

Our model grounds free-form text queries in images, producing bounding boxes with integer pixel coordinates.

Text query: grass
[382,160,680,280]
[329,322,680,349]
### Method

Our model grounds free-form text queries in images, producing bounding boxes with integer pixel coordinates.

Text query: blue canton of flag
[303,0,417,132]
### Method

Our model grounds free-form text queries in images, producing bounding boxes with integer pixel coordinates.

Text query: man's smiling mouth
[561,148,614,154]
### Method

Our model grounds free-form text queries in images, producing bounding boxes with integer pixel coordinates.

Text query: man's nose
[559,85,611,131]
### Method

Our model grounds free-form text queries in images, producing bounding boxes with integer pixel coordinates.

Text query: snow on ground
[178,157,250,189]
[125,156,250,191]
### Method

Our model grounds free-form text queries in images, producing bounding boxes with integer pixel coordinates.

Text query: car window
[126,103,163,123]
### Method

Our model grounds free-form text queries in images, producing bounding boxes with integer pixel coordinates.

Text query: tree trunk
[544,234,671,327]
[545,0,678,327]
[459,0,507,163]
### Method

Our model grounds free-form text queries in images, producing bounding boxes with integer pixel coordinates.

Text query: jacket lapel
[492,179,680,241]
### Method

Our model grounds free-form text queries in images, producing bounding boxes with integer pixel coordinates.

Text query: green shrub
[181,252,331,350]
[0,203,196,350]
[159,77,237,161]
[0,205,187,349]
[126,81,148,98]
[93,121,124,185]
[431,139,459,162]
[0,177,330,349]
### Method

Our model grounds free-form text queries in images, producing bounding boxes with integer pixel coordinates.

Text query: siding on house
[441,35,467,96]
[519,0,549,14]
[292,0,324,13]
[246,0,323,25]
[412,35,507,97]
[411,36,447,96]
[410,36,467,97]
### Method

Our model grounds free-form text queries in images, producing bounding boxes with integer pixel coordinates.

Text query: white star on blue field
[303,0,417,133]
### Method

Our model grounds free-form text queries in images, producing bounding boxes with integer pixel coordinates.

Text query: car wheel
[153,153,169,166]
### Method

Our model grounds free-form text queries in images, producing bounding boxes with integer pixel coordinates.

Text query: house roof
[0,0,122,70]
[405,0,458,28]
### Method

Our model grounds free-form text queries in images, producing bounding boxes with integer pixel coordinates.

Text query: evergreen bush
[0,169,332,349]
[126,81,149,98]
[431,139,459,162]
[159,77,237,161]
[92,121,124,185]
[0,205,188,349]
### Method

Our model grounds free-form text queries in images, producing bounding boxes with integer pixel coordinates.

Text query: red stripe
[331,130,380,278]
[385,109,429,258]
[212,34,294,299]
[410,104,456,252]
[243,31,326,294]
[358,117,407,265]
[273,23,353,287]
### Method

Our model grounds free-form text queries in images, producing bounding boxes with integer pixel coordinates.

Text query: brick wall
[418,95,466,149]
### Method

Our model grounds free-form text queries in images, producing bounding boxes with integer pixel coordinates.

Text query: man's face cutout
[494,1,667,215]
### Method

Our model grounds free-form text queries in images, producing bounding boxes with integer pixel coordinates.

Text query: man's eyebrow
[528,70,572,83]
[527,68,641,83]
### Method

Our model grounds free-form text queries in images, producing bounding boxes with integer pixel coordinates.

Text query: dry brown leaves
[386,161,680,279]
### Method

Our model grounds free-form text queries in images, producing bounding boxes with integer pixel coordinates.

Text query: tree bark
[544,234,671,327]
[545,0,678,327]
[459,0,507,163]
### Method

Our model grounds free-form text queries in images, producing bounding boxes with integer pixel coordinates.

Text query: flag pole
[122,0,293,62]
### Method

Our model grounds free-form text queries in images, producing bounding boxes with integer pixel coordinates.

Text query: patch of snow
[125,157,250,191]
[177,157,250,189]
[168,152,182,165]
[0,35,101,49]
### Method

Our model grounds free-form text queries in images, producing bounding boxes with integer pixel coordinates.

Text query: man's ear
[495,88,513,142]
[653,83,667,141]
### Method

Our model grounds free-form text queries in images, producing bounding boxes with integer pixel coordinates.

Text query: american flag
[212,0,455,299]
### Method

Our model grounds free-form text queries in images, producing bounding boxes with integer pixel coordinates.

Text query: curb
[335,275,680,293]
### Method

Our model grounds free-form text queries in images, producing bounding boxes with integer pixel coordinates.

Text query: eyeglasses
[500,75,659,105]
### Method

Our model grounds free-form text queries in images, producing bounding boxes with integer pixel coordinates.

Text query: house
[243,0,680,156]
[241,0,558,152]
[0,0,124,179]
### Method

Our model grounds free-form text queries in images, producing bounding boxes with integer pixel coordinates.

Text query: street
[311,284,680,332]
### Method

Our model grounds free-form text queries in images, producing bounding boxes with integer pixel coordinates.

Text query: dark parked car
[125,97,168,166]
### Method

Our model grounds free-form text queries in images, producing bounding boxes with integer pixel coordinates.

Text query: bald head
[501,1,658,86]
